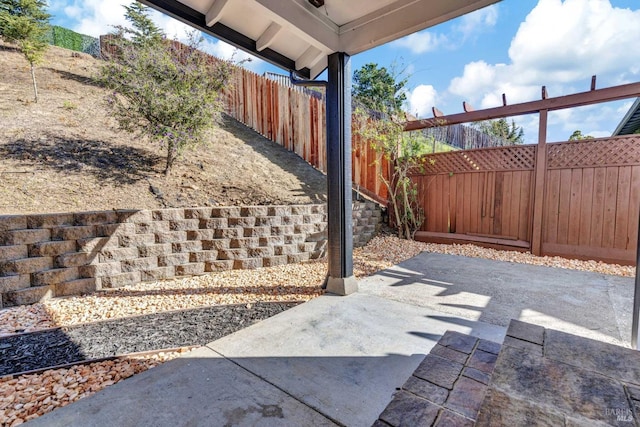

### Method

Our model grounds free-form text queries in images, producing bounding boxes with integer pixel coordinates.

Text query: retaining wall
[0,203,381,307]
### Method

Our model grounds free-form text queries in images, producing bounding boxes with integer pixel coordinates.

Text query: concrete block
[310,249,327,259]
[101,271,141,288]
[184,208,212,219]
[218,249,248,260]
[233,258,262,270]
[214,228,242,239]
[294,224,316,234]
[74,211,117,226]
[28,240,76,257]
[311,205,327,214]
[0,215,27,232]
[172,241,203,253]
[155,231,188,243]
[291,206,312,215]
[3,285,54,306]
[287,252,310,263]
[95,222,136,237]
[190,251,218,263]
[169,219,200,231]
[247,247,274,258]
[271,225,295,235]
[211,207,241,218]
[298,242,323,253]
[205,260,233,272]
[303,214,324,224]
[119,233,155,248]
[274,245,299,256]
[33,267,79,286]
[258,236,285,246]
[281,215,304,225]
[26,213,74,229]
[56,278,96,297]
[116,210,152,223]
[254,216,282,226]
[4,228,51,245]
[0,244,28,261]
[187,229,216,241]
[138,243,172,258]
[79,262,121,278]
[121,257,158,273]
[98,247,138,263]
[78,237,120,254]
[229,217,256,227]
[199,218,228,229]
[158,253,190,267]
[135,221,170,234]
[262,255,288,267]
[141,267,175,281]
[243,227,271,237]
[230,238,260,249]
[1,256,53,275]
[175,263,205,276]
[202,239,230,250]
[51,225,95,241]
[267,206,291,216]
[152,208,185,221]
[56,252,90,268]
[240,206,269,217]
[0,274,30,293]
[285,234,307,244]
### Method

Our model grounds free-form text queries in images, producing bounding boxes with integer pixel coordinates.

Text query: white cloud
[407,84,438,118]
[391,31,447,54]
[448,0,640,112]
[454,5,498,40]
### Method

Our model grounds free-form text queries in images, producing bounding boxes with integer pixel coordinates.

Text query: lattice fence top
[412,145,536,175]
[547,135,640,169]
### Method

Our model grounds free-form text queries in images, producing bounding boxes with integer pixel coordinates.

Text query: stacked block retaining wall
[0,203,381,307]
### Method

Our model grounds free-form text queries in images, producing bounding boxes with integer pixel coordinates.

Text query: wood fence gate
[411,134,640,265]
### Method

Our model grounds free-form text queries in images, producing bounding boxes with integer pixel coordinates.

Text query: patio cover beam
[404,81,640,131]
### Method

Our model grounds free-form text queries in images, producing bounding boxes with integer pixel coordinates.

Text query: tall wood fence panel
[411,134,640,265]
[542,135,640,263]
[411,145,535,248]
[224,67,387,204]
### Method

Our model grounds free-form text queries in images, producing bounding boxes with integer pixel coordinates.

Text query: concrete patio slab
[358,252,634,346]
[26,251,636,426]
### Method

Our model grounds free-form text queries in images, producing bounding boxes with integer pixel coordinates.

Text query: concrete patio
[27,252,636,426]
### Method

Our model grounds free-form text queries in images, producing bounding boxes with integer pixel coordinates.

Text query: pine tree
[0,0,51,103]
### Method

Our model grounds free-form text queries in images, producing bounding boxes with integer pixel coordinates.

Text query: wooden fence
[223,67,388,204]
[411,134,640,265]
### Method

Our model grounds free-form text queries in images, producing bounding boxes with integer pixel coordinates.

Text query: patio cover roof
[140,0,500,78]
[613,97,640,136]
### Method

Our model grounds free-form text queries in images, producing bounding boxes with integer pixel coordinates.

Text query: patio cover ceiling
[141,0,500,78]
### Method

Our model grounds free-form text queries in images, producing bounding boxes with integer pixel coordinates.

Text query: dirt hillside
[0,42,327,215]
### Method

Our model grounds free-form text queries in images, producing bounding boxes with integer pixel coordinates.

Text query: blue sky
[49,0,640,144]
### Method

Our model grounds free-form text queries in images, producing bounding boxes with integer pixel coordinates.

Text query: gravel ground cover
[0,235,634,425]
[0,302,297,376]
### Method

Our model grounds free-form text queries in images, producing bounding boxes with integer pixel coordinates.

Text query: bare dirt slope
[0,42,327,215]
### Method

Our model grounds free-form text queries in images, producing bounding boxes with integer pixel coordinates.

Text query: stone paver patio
[375,320,640,426]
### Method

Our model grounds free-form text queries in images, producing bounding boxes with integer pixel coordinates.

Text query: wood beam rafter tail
[205,0,229,27]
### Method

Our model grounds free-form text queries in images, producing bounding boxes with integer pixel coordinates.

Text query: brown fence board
[628,166,640,250]
[567,169,582,246]
[557,169,572,245]
[602,167,619,249]
[590,167,607,248]
[578,168,594,247]
[614,166,632,250]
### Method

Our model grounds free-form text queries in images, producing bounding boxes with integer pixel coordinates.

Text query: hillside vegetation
[0,42,327,215]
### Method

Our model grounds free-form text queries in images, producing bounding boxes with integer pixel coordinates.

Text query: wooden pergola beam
[405,81,640,131]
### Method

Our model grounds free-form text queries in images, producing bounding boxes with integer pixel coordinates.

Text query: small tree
[569,130,593,140]
[97,3,232,175]
[477,118,524,145]
[352,63,425,240]
[0,0,50,103]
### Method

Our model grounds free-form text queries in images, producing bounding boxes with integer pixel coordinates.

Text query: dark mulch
[0,302,299,376]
